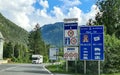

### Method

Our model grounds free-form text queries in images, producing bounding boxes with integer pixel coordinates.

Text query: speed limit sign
[70,37,77,45]
[68,30,74,37]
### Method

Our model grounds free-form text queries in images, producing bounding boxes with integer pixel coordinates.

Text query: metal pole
[75,60,77,73]
[98,60,100,75]
[84,60,86,75]
[66,60,68,72]
[57,49,59,71]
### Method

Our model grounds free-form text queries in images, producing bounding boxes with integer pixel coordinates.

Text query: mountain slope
[41,22,63,47]
[0,13,28,45]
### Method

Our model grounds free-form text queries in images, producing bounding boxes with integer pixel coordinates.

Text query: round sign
[64,53,68,58]
[73,53,78,58]
[68,30,74,37]
[69,53,73,57]
[70,37,77,45]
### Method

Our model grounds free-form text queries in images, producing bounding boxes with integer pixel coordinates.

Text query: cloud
[52,6,64,19]
[82,4,99,24]
[0,0,99,31]
[33,4,99,27]
[39,0,49,9]
[0,0,36,31]
[66,5,99,25]
[60,0,81,7]
[67,7,82,23]
[60,0,81,12]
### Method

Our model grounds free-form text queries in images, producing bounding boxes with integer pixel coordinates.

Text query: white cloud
[0,0,99,31]
[67,7,82,23]
[61,0,81,7]
[60,0,81,12]
[52,6,64,19]
[0,0,36,31]
[39,0,49,9]
[82,5,99,24]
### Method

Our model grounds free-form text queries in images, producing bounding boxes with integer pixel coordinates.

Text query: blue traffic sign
[80,26,104,60]
[64,23,78,46]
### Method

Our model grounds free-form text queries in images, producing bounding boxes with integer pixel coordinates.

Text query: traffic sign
[64,23,78,46]
[80,26,104,60]
[70,37,77,45]
[49,48,59,60]
[68,30,74,37]
[64,47,78,61]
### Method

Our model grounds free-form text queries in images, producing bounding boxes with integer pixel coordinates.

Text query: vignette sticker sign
[80,26,104,60]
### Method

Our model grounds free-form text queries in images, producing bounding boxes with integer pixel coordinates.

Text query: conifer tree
[28,23,44,55]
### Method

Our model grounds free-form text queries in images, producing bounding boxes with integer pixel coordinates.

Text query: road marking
[43,65,54,75]
[0,66,18,72]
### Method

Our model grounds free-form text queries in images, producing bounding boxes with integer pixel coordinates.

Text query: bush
[103,34,120,73]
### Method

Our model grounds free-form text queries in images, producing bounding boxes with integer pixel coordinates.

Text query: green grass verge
[101,73,120,75]
[46,64,68,74]
[46,64,81,75]
[46,64,120,75]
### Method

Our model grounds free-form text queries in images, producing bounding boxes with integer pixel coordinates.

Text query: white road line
[43,65,54,75]
[0,66,18,72]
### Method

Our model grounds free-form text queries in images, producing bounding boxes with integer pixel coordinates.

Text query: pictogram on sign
[64,53,78,58]
[68,30,74,37]
[70,37,77,45]
[64,53,69,58]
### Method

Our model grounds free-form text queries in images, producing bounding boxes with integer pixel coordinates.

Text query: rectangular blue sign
[64,23,78,30]
[80,26,104,60]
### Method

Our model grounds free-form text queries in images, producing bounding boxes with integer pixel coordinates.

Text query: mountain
[41,22,63,47]
[0,13,28,45]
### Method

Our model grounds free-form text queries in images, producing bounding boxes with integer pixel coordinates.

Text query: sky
[0,0,99,31]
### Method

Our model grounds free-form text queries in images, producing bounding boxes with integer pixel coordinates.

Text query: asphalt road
[0,63,53,75]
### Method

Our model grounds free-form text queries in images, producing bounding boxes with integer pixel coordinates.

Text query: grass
[46,64,120,75]
[46,64,68,74]
[102,73,120,75]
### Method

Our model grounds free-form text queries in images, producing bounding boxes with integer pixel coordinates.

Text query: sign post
[84,60,86,74]
[98,60,100,75]
[63,18,78,72]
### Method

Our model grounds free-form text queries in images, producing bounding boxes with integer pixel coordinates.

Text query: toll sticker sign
[80,26,104,61]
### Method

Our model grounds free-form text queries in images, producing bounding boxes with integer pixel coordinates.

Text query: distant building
[0,32,4,59]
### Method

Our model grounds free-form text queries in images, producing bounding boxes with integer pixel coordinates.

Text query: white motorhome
[32,55,43,64]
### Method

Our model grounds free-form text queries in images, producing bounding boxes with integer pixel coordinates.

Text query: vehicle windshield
[32,57,38,60]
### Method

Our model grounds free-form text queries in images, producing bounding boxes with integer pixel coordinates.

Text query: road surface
[0,63,52,75]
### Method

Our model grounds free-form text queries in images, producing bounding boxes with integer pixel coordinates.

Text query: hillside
[41,22,63,47]
[0,12,63,47]
[0,13,28,45]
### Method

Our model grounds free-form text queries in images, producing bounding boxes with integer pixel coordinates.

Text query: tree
[3,42,13,58]
[93,0,120,38]
[89,0,120,73]
[14,43,19,58]
[28,23,44,55]
[103,34,120,73]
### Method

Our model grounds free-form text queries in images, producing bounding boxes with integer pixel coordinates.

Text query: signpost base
[84,60,86,75]
[98,60,100,75]
[66,60,68,72]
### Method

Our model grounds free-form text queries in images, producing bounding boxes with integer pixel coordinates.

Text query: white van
[32,55,43,64]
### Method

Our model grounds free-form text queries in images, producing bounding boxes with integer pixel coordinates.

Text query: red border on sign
[68,30,74,37]
[71,37,77,45]
[64,53,68,58]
